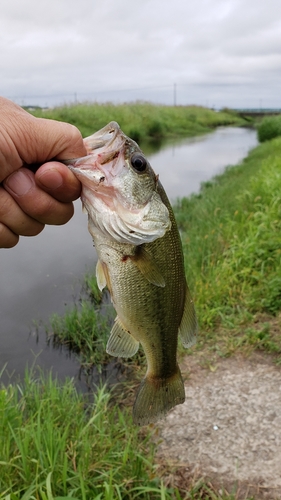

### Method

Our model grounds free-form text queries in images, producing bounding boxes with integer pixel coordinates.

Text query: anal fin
[178,285,198,348]
[106,317,139,358]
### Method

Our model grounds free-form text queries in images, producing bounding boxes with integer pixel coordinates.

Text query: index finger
[35,161,81,203]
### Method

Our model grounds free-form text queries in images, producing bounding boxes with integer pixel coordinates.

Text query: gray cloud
[1,0,281,108]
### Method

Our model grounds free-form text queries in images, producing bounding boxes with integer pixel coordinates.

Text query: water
[0,127,257,386]
[148,126,258,202]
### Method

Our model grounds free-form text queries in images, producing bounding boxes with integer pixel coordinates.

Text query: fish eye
[130,153,147,172]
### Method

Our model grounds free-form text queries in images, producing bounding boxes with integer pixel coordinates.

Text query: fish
[65,121,198,425]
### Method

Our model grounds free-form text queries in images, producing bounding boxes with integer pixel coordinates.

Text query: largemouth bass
[65,122,198,425]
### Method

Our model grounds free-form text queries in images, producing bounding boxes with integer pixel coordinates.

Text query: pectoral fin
[178,286,198,348]
[95,259,107,291]
[106,317,139,358]
[131,246,165,287]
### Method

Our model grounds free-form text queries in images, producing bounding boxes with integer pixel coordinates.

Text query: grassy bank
[175,136,281,357]
[31,102,245,141]
[257,114,281,142]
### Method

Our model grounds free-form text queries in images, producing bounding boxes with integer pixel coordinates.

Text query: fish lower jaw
[75,167,107,186]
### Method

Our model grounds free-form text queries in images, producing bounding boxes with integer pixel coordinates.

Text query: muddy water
[0,127,257,387]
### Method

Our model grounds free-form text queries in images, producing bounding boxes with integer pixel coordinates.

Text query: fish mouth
[63,121,123,164]
[84,121,121,152]
[63,121,127,187]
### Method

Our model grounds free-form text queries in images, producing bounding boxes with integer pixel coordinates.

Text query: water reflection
[143,127,258,202]
[0,126,257,387]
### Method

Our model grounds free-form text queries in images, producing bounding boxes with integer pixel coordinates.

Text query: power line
[7,83,176,101]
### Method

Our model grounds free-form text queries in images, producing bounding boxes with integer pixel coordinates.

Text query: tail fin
[133,365,185,426]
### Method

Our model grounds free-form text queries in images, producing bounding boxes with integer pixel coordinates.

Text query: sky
[1,0,281,109]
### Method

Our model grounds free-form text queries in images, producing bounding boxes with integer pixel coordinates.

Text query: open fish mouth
[63,122,128,188]
[84,121,121,152]
[63,122,124,164]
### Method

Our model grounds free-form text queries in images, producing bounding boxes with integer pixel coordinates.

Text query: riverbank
[2,120,281,498]
[175,135,281,356]
[30,102,247,141]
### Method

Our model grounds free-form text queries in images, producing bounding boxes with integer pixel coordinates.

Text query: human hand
[0,97,87,248]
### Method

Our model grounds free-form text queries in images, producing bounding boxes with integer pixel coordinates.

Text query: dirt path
[156,352,281,499]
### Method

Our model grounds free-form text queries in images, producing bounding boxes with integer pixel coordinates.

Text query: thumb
[0,97,87,167]
[22,116,87,164]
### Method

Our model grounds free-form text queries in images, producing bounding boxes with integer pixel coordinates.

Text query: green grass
[30,102,245,141]
[174,136,281,356]
[2,369,242,499]
[257,114,281,142]
[48,299,114,371]
[0,369,178,499]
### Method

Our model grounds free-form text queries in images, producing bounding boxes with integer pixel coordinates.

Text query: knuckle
[31,197,73,225]
[24,224,44,237]
[0,186,44,236]
[0,223,19,248]
[0,188,15,217]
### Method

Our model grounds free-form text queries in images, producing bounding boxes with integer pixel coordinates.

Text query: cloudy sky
[1,0,281,109]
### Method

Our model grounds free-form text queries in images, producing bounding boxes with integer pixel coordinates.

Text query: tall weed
[31,103,245,140]
[257,115,281,142]
[0,371,174,499]
[175,137,281,336]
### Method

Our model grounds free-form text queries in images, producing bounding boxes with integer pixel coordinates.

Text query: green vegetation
[0,369,175,499]
[174,136,281,357]
[0,368,241,499]
[48,295,114,371]
[257,114,281,142]
[31,102,245,141]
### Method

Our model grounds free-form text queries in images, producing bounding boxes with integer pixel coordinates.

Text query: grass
[30,102,245,142]
[1,369,240,499]
[0,369,176,499]
[48,298,113,371]
[257,114,281,142]
[174,136,281,357]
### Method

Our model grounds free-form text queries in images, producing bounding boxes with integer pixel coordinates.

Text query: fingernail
[37,169,63,189]
[4,170,34,196]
